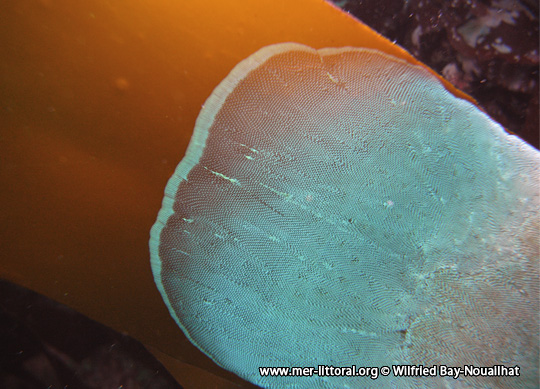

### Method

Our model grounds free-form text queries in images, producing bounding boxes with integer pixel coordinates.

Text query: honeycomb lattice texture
[150,43,539,388]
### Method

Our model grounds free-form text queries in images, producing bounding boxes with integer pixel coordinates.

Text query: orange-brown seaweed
[0,0,484,386]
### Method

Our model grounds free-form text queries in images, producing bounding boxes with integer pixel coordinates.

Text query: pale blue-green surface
[150,43,539,388]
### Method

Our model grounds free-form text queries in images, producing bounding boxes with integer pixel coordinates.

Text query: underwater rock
[331,0,539,149]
